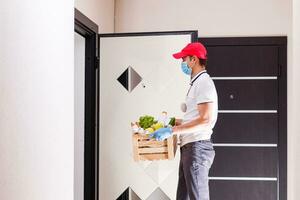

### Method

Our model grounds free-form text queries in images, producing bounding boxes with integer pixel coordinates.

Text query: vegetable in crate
[139,115,157,129]
[151,122,164,130]
[145,127,155,134]
[169,117,176,126]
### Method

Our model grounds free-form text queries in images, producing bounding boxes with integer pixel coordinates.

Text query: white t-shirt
[179,70,218,147]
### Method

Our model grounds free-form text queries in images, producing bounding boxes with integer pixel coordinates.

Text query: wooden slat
[138,138,152,141]
[132,133,178,161]
[173,135,178,157]
[167,135,174,159]
[136,134,152,139]
[132,134,139,161]
[138,140,167,147]
[139,153,168,161]
[138,147,168,154]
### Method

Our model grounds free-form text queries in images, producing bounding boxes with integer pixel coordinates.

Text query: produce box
[131,112,178,161]
[132,132,177,161]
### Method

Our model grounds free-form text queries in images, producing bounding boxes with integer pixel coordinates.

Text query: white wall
[115,0,299,199]
[0,1,74,200]
[0,0,113,199]
[291,0,300,199]
[75,0,114,33]
[115,0,291,36]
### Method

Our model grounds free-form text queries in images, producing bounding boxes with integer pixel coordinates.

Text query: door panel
[205,45,279,77]
[215,80,278,110]
[212,113,278,143]
[210,181,277,200]
[210,147,277,177]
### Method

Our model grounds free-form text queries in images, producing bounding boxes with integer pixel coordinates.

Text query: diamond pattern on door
[146,187,171,200]
[117,66,142,92]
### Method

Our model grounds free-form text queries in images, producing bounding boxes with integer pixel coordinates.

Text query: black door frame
[75,8,99,200]
[199,36,287,200]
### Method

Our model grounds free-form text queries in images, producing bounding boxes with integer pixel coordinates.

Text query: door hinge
[95,57,100,69]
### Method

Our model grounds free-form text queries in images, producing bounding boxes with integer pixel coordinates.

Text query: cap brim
[172,52,186,59]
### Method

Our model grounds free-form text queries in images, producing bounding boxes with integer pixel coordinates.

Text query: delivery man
[149,42,218,200]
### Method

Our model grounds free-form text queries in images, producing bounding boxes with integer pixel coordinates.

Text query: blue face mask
[181,61,192,75]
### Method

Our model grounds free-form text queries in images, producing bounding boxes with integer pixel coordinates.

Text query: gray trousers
[176,140,215,200]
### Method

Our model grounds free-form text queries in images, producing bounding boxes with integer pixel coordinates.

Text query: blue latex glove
[149,127,173,141]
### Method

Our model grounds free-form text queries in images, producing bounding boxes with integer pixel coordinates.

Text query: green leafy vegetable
[139,115,157,129]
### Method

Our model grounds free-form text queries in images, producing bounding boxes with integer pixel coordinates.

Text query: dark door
[199,37,287,200]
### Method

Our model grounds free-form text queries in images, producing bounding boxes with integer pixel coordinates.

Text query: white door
[99,32,196,200]
[74,32,85,200]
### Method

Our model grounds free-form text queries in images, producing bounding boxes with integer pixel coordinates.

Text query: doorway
[74,8,99,200]
[97,34,287,200]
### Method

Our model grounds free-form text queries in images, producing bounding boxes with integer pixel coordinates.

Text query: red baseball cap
[172,42,207,59]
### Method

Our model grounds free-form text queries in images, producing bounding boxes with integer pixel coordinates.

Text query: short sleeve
[194,79,216,104]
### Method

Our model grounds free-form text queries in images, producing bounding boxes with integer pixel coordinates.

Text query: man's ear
[194,56,201,64]
[192,56,197,61]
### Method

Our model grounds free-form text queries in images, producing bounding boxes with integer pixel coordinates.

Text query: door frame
[98,30,198,199]
[99,30,198,41]
[96,33,287,199]
[199,36,287,200]
[75,8,99,200]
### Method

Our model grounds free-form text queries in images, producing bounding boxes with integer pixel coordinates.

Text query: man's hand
[175,118,182,126]
[149,127,173,141]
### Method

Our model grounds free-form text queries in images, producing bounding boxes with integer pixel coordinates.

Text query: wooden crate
[132,133,177,161]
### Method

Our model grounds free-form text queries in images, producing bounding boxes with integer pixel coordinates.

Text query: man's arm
[172,102,213,135]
